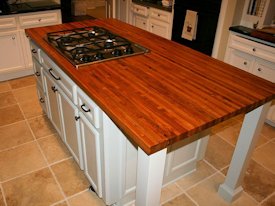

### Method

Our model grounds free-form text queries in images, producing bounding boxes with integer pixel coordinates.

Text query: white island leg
[218,102,271,202]
[135,147,167,206]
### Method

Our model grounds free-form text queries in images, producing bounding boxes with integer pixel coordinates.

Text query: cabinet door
[225,49,254,72]
[149,19,170,39]
[59,90,84,170]
[44,73,62,136]
[79,114,102,197]
[0,30,25,72]
[133,15,148,31]
[20,30,33,70]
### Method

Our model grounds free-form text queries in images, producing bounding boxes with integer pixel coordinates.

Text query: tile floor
[0,75,274,206]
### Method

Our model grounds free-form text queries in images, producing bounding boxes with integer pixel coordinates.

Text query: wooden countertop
[26,19,275,155]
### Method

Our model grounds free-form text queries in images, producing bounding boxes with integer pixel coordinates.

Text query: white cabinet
[0,10,61,81]
[132,4,173,40]
[0,30,25,75]
[225,32,275,126]
[79,112,102,197]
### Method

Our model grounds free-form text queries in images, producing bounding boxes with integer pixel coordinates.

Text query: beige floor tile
[68,191,105,206]
[187,173,257,206]
[252,140,275,173]
[161,183,182,203]
[38,134,71,164]
[19,99,43,119]
[0,105,24,126]
[8,75,36,90]
[261,123,275,140]
[28,115,56,139]
[51,159,89,197]
[0,142,47,181]
[204,135,234,170]
[176,160,216,191]
[2,168,63,206]
[217,123,268,148]
[262,194,275,206]
[0,81,11,93]
[0,91,16,108]
[0,121,34,151]
[12,85,37,104]
[54,201,68,206]
[243,160,275,202]
[162,193,196,206]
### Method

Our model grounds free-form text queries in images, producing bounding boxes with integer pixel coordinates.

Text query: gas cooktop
[46,26,149,68]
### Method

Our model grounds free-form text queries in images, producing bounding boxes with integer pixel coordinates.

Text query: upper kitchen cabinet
[241,0,275,29]
[0,2,61,81]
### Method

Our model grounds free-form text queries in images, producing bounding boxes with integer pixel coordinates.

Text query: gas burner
[104,39,114,49]
[46,26,149,68]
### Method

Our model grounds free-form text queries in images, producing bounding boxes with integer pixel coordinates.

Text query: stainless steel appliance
[47,26,149,68]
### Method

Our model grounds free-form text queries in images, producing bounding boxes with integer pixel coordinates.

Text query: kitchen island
[26,19,275,206]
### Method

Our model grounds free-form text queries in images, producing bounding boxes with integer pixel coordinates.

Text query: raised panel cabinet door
[133,15,148,31]
[44,73,62,136]
[20,30,33,70]
[0,30,25,72]
[79,114,102,197]
[59,90,84,170]
[225,49,254,72]
[149,19,170,39]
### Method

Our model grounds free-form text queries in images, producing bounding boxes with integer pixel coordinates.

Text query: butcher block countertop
[26,19,275,155]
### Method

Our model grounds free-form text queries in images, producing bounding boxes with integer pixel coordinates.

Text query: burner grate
[46,26,149,68]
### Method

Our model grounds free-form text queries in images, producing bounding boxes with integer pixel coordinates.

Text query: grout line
[258,190,275,205]
[0,102,18,110]
[251,157,275,175]
[0,119,26,128]
[185,192,199,206]
[0,183,8,206]
[0,138,35,153]
[48,157,73,167]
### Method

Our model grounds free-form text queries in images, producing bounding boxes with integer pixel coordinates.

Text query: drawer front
[41,52,76,102]
[0,17,17,30]
[252,59,275,83]
[33,58,43,87]
[19,10,60,28]
[77,88,100,129]
[229,34,275,63]
[132,4,148,16]
[29,40,41,62]
[150,8,171,23]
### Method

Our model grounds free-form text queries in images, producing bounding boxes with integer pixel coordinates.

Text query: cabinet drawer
[252,59,275,83]
[19,10,60,28]
[77,88,100,129]
[229,34,275,63]
[33,58,43,87]
[41,52,76,103]
[150,8,171,23]
[0,17,17,30]
[29,40,41,62]
[132,4,148,16]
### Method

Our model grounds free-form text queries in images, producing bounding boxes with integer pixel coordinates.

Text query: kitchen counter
[0,0,60,16]
[26,19,275,205]
[132,0,172,12]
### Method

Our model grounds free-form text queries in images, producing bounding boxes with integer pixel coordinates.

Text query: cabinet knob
[12,36,15,40]
[35,71,40,77]
[158,14,160,17]
[51,86,58,93]
[32,49,37,54]
[39,98,45,103]
[252,48,256,52]
[143,22,146,25]
[243,61,247,65]
[257,68,262,72]
[38,18,42,22]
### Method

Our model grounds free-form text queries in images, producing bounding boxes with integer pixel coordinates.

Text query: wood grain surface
[26,19,275,155]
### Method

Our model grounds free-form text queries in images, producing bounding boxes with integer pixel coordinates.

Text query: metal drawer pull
[75,116,80,121]
[32,49,37,54]
[35,71,40,76]
[51,86,58,93]
[39,97,44,103]
[49,68,61,80]
[81,104,91,112]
